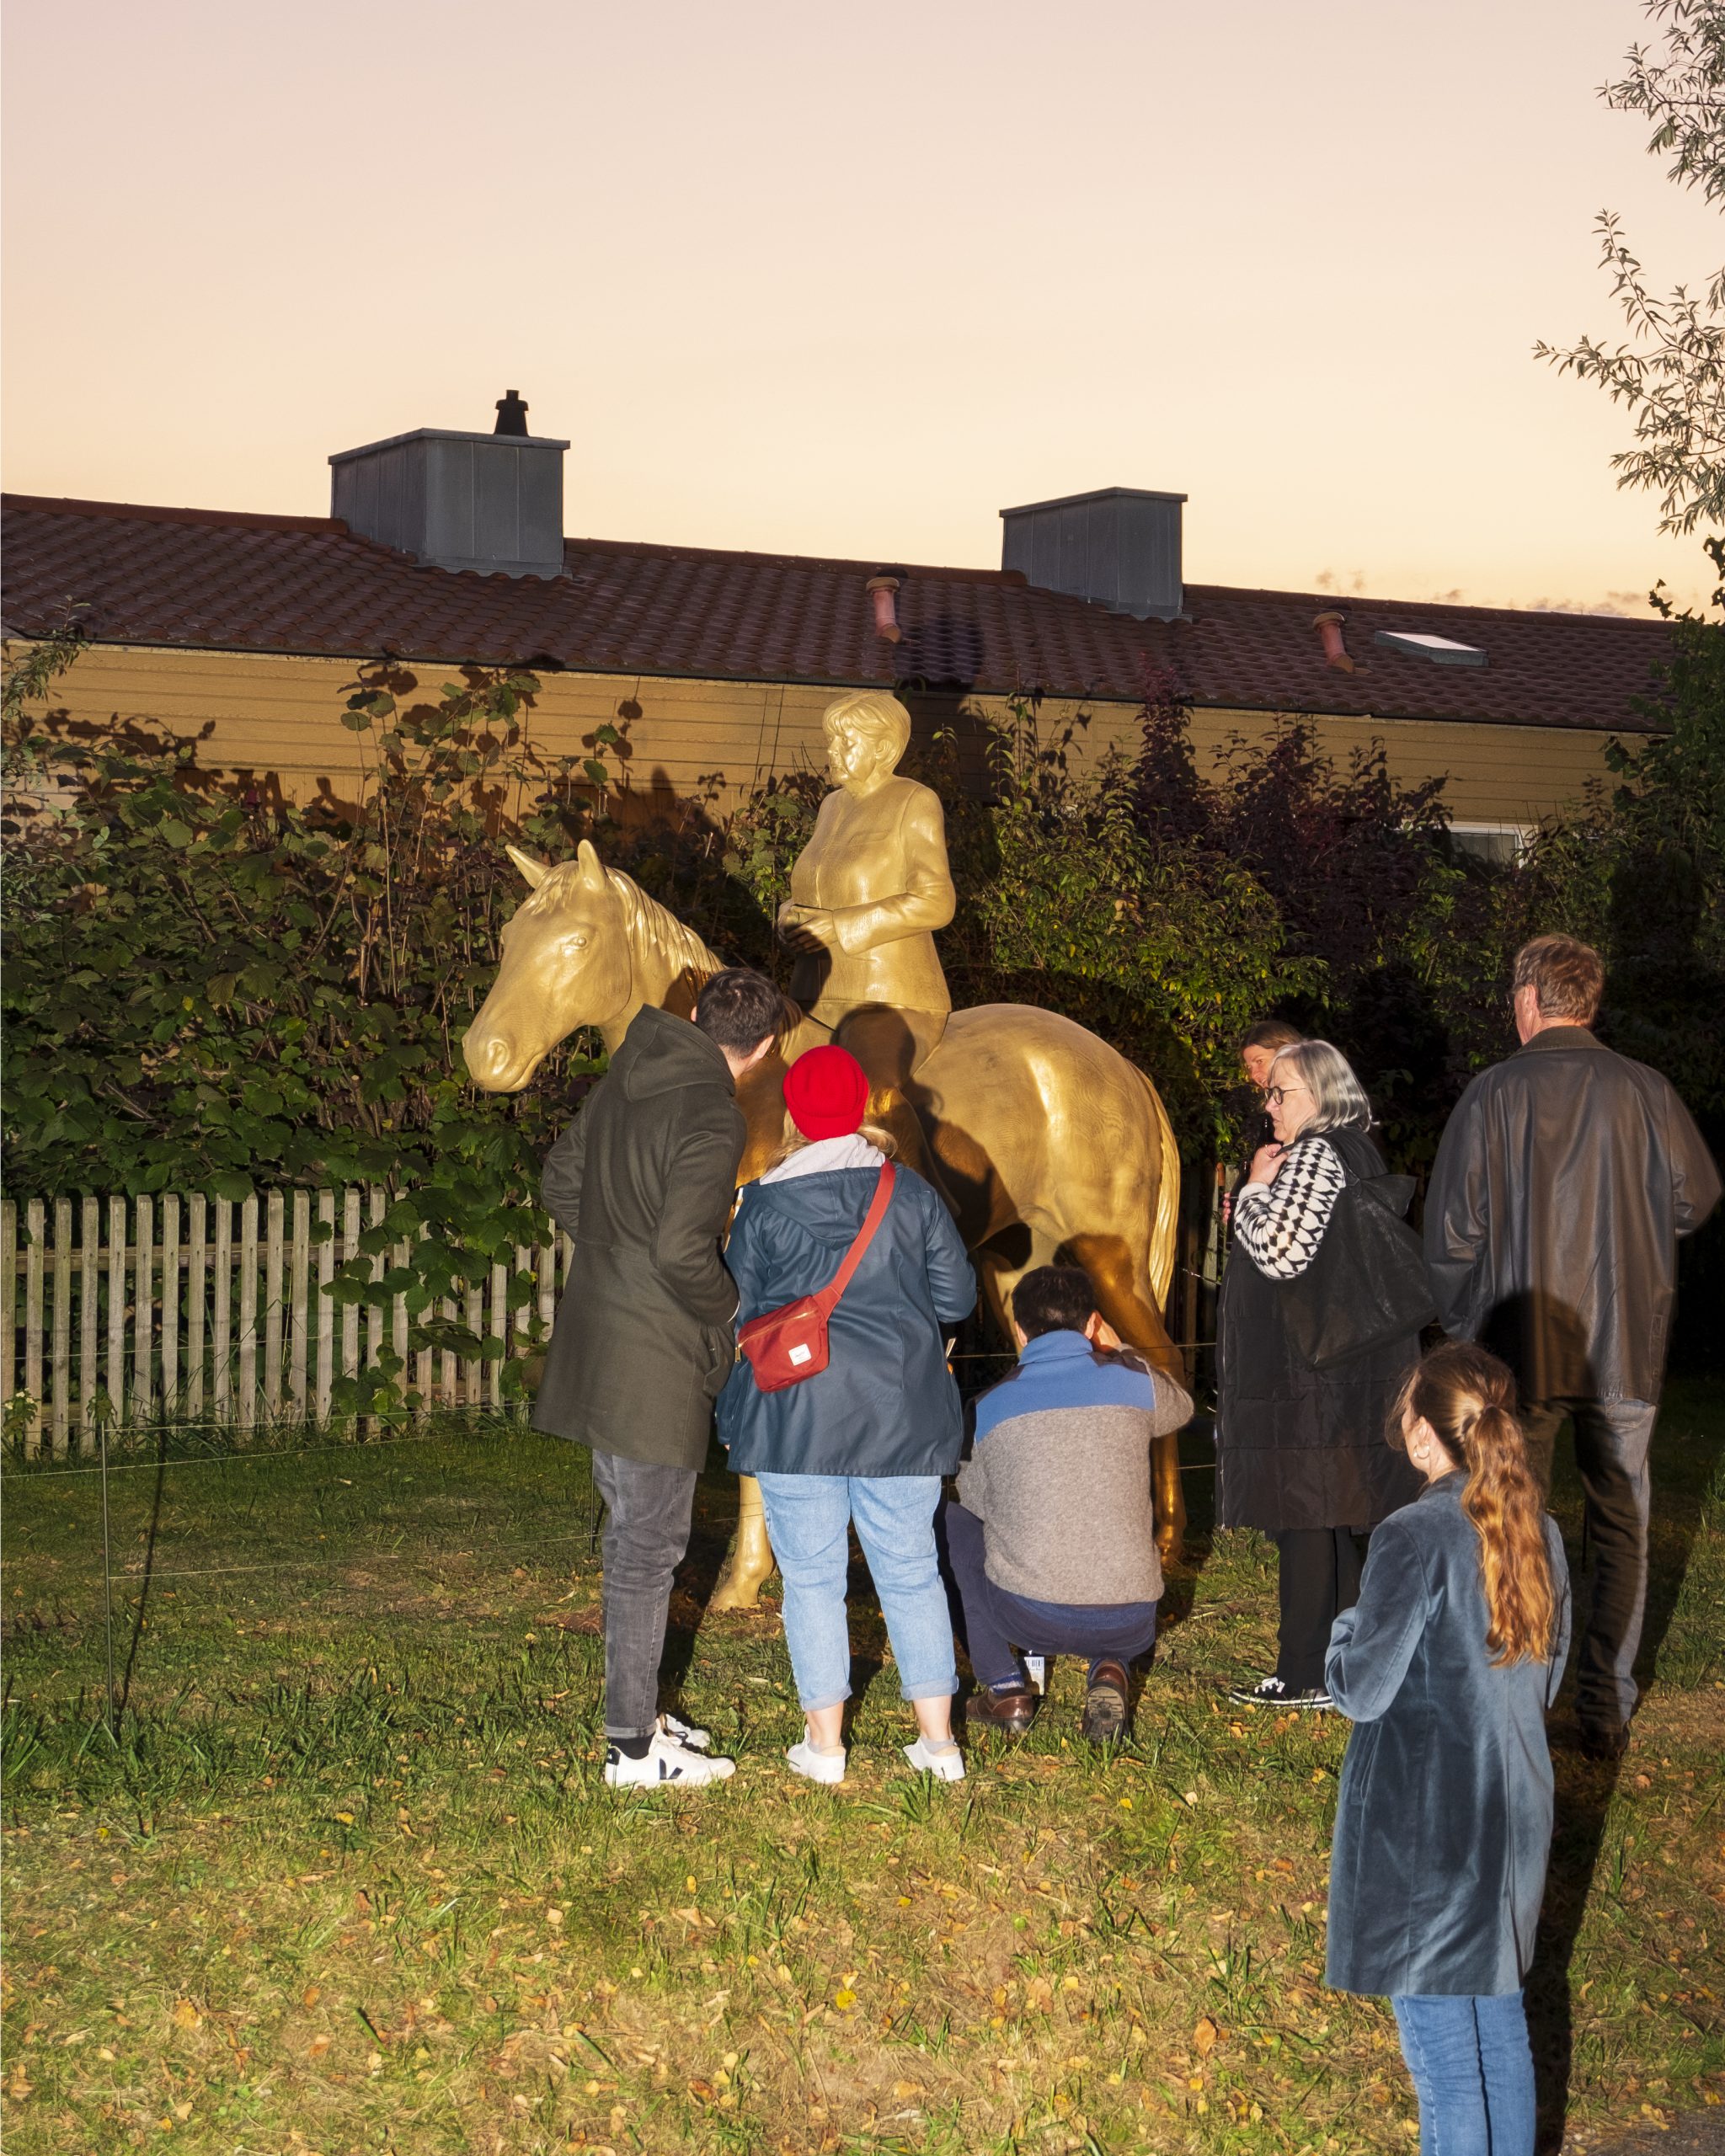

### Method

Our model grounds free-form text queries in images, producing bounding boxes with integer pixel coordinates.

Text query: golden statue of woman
[776,691,954,1092]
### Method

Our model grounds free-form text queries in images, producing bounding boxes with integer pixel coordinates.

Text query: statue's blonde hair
[823,689,911,766]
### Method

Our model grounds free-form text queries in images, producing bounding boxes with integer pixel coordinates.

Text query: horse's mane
[606,867,725,984]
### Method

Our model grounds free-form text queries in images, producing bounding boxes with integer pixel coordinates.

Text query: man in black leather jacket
[1424,936,1720,1758]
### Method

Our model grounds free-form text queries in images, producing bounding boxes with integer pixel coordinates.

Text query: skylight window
[1374,629,1487,667]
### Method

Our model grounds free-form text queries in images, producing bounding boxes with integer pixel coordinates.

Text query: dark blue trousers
[941,1499,1157,1689]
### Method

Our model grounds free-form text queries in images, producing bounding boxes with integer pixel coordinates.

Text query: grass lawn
[3,1381,1722,2155]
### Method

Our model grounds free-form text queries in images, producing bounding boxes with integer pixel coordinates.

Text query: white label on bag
[788,1343,813,1365]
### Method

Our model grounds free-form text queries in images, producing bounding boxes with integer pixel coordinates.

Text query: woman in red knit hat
[718,1045,977,1784]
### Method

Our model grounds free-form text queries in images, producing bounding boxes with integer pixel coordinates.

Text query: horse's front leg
[710,1474,777,1610]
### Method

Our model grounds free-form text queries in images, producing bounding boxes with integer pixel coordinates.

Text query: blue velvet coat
[1325,1472,1572,1998]
[718,1162,976,1478]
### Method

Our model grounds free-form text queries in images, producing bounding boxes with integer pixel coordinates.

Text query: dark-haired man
[943,1266,1193,1742]
[536,967,786,1788]
[1425,934,1719,1759]
[1226,1018,1305,1225]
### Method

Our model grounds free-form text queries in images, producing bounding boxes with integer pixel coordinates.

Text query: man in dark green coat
[534,969,783,1789]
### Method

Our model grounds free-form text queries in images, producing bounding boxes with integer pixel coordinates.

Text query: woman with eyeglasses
[1215,1040,1423,1708]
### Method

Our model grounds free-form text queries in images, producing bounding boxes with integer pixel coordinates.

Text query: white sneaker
[902,1735,965,1783]
[604,1727,736,1789]
[660,1710,713,1752]
[786,1738,846,1785]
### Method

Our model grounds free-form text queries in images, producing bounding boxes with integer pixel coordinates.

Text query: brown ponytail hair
[1391,1342,1558,1665]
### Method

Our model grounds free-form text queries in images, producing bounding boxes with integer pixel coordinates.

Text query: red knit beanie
[782,1045,870,1141]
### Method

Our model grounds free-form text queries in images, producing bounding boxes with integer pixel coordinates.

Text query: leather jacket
[1424,1027,1721,1405]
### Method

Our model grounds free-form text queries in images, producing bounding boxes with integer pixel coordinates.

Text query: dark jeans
[1276,1526,1365,1692]
[942,1499,1158,1689]
[1520,1397,1656,1731]
[590,1447,697,1741]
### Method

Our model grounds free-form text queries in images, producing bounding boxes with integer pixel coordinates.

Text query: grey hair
[1268,1039,1372,1134]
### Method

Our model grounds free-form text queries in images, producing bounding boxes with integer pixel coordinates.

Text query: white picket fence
[0,1189,568,1455]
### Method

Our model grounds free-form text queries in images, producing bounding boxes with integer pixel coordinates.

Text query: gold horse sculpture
[463,839,1189,1602]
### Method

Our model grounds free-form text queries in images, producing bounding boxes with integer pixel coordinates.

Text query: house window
[1446,821,1530,867]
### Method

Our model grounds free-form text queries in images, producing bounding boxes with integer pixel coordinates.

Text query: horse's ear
[575,839,607,889]
[505,845,549,889]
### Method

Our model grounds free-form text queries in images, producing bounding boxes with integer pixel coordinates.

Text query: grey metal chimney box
[1000,486,1186,620]
[329,426,569,579]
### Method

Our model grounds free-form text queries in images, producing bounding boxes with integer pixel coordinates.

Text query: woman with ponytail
[1325,1342,1571,2156]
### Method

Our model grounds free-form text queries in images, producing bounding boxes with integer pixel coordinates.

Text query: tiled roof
[1,492,1674,734]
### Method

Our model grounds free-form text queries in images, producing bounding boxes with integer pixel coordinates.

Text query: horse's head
[462,840,634,1091]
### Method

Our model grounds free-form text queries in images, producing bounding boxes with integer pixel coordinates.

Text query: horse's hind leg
[710,1475,776,1612]
[1063,1231,1188,1563]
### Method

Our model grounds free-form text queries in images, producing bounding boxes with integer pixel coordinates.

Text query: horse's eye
[564,933,589,954]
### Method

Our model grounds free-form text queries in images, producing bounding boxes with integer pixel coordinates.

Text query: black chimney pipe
[494,389,530,437]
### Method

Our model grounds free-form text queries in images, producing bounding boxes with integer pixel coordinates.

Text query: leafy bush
[3,657,610,1412]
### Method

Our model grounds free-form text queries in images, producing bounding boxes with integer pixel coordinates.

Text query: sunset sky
[4,0,1719,614]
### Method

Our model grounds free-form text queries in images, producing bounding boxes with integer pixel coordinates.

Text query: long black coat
[531,1005,745,1471]
[717,1161,976,1478]
[1425,1025,1720,1406]
[1325,1472,1572,1996]
[1215,1127,1423,1534]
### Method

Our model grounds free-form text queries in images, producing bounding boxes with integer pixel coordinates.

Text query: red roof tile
[1,493,1673,733]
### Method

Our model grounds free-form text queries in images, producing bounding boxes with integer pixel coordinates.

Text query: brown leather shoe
[964,1687,1039,1738]
[1081,1661,1130,1743]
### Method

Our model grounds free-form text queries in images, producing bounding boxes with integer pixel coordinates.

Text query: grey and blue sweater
[955,1331,1194,1605]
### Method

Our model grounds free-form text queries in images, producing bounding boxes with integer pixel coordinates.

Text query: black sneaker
[1228,1674,1333,1710]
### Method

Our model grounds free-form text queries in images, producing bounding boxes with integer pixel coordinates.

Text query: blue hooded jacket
[717,1159,976,1477]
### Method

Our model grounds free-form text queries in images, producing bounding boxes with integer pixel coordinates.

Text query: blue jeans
[756,1474,957,1713]
[1391,1992,1535,2156]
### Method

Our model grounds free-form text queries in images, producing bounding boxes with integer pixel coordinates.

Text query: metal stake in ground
[99,1408,117,1735]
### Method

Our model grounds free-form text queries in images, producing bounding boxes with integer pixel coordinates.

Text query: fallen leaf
[1194,2015,1220,2057]
[170,2000,200,2031]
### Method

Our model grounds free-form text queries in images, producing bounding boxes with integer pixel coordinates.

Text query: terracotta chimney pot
[1312,610,1357,673]
[866,574,903,644]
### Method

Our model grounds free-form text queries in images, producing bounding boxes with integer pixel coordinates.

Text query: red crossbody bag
[736,1161,896,1393]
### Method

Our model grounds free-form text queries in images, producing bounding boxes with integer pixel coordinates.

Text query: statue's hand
[777,904,839,952]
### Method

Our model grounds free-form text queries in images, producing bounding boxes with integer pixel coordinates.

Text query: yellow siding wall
[21,643,1618,828]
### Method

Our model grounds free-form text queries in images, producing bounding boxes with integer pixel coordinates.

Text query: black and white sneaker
[604,1726,736,1789]
[1228,1674,1333,1711]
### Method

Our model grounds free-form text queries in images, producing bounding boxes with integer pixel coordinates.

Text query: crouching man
[945,1266,1194,1742]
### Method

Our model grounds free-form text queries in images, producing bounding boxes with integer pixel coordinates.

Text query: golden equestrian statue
[463,690,1187,1605]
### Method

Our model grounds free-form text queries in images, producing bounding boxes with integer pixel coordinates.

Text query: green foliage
[937,707,1321,1153]
[1535,0,1725,534]
[2,659,619,1412]
[1549,534,1725,1111]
